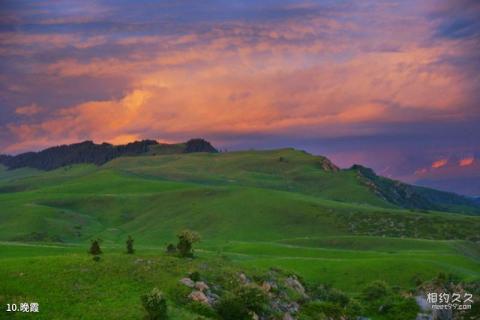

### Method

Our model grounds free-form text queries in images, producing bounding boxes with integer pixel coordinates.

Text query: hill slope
[1,149,479,319]
[1,149,480,245]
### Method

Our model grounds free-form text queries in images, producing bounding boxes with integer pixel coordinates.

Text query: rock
[287,302,299,314]
[261,281,271,292]
[206,292,220,304]
[285,276,308,298]
[189,290,210,305]
[239,272,250,284]
[283,312,294,320]
[134,258,144,264]
[416,314,432,320]
[179,277,195,288]
[195,281,209,292]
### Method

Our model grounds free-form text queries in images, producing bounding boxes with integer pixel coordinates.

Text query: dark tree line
[0,138,218,171]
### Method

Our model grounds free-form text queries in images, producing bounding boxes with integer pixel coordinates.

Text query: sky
[0,0,479,195]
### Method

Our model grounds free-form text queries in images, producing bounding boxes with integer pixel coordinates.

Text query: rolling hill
[0,141,479,319]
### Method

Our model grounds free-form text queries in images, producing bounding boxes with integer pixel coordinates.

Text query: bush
[215,293,251,320]
[189,271,201,282]
[88,239,102,255]
[215,285,268,320]
[234,285,268,314]
[126,235,134,254]
[177,230,200,257]
[382,296,419,320]
[92,255,101,262]
[187,301,217,318]
[361,280,389,301]
[141,288,168,320]
[313,285,350,308]
[345,299,363,320]
[166,243,177,254]
[298,301,334,320]
[169,285,191,305]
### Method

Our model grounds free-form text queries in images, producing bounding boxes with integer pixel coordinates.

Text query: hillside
[1,140,478,215]
[0,148,479,245]
[1,147,479,319]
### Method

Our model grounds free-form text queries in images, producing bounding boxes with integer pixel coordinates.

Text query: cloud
[15,103,42,116]
[431,159,448,169]
[1,0,479,198]
[459,157,474,167]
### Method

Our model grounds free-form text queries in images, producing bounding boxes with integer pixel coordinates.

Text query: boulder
[285,276,308,298]
[195,281,209,292]
[239,272,250,284]
[283,313,294,320]
[179,277,195,288]
[189,290,210,305]
[261,281,272,292]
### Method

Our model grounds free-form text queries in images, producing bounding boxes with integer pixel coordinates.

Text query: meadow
[0,149,479,319]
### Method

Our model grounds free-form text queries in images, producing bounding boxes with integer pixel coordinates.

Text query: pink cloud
[431,159,448,169]
[459,157,475,167]
[15,103,42,116]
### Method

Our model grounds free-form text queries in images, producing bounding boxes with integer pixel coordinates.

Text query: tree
[166,243,177,254]
[88,239,102,255]
[141,288,168,320]
[176,229,200,257]
[126,235,135,254]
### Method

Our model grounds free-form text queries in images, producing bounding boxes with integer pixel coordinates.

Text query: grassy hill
[0,149,479,319]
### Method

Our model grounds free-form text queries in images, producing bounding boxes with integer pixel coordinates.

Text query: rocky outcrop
[184,138,218,153]
[351,164,480,214]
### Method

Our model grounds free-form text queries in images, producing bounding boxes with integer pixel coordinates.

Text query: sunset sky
[1,0,479,195]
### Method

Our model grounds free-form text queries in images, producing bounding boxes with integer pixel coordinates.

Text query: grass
[0,149,479,319]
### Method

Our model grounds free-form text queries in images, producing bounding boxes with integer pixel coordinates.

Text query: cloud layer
[1,0,479,194]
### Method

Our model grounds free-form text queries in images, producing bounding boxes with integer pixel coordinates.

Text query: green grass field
[0,150,479,319]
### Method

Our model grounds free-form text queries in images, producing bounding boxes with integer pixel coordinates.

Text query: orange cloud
[431,159,448,169]
[459,157,474,167]
[2,6,478,153]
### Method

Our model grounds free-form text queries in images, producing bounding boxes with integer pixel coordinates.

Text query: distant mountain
[0,138,217,171]
[351,164,480,214]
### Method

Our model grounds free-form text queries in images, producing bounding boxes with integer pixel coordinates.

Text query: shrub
[141,288,168,320]
[361,280,389,301]
[187,301,217,318]
[298,301,333,320]
[88,239,102,255]
[126,235,134,254]
[189,271,201,282]
[313,285,350,308]
[234,285,268,314]
[382,296,419,320]
[345,299,363,320]
[215,293,251,320]
[215,284,268,320]
[176,229,200,257]
[166,243,177,254]
[169,285,191,305]
[92,255,101,262]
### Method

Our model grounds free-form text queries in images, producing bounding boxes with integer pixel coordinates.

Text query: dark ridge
[350,164,480,214]
[0,154,12,166]
[0,138,218,171]
[184,138,218,153]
